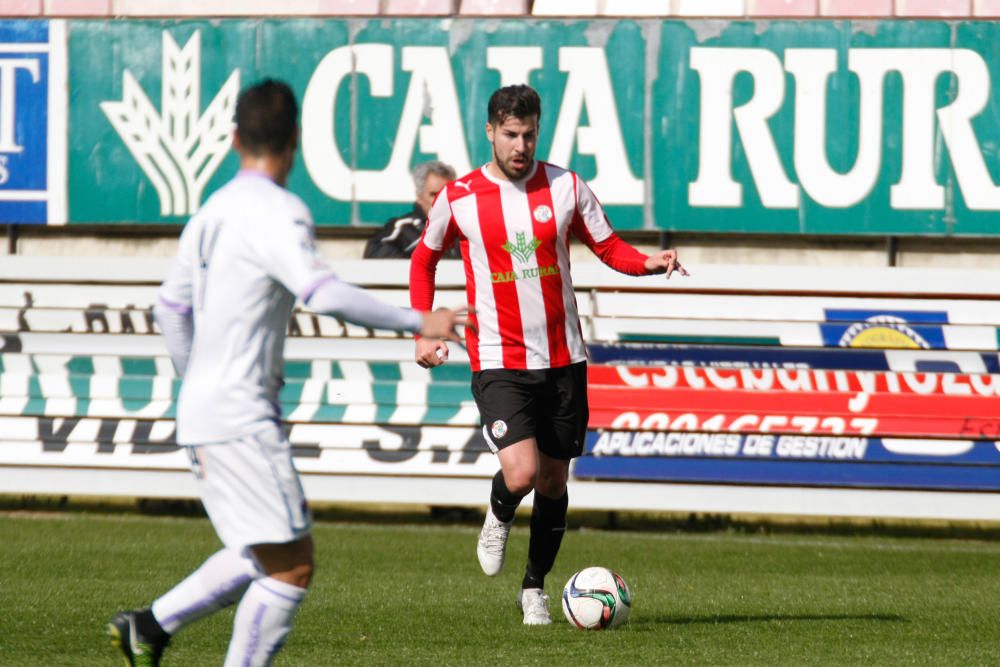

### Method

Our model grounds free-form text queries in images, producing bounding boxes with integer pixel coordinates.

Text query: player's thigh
[188,425,311,552]
[472,368,538,453]
[534,361,589,460]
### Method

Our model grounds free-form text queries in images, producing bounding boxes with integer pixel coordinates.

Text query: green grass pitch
[2,509,999,666]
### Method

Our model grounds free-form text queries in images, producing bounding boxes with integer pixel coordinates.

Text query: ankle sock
[522,490,568,590]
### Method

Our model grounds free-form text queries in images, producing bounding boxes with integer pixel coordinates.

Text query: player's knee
[287,560,314,589]
[534,466,568,497]
[504,467,537,495]
[252,537,315,588]
[534,475,567,498]
[267,558,314,589]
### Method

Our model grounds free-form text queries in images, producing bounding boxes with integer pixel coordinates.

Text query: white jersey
[159,171,334,445]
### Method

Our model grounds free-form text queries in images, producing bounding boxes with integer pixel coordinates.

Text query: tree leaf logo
[101,31,241,217]
[501,231,541,264]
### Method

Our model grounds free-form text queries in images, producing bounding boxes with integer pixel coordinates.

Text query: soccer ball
[561,566,632,630]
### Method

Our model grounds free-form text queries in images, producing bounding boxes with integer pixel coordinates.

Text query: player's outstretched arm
[305,275,472,342]
[306,276,424,333]
[572,174,690,279]
[643,249,690,279]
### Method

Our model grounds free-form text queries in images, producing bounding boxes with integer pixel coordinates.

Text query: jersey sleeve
[573,176,615,243]
[253,194,336,301]
[155,216,199,373]
[410,188,460,313]
[158,216,197,314]
[411,190,463,312]
[410,241,442,314]
[418,189,454,252]
[571,176,649,276]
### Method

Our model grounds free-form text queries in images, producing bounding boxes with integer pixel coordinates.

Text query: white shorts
[186,423,311,551]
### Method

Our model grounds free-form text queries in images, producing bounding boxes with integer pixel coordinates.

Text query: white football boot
[517,588,552,625]
[476,508,513,576]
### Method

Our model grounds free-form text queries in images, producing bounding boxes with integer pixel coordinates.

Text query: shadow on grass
[629,613,907,628]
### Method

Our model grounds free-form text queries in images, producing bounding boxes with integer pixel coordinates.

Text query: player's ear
[485,121,494,144]
[232,130,243,153]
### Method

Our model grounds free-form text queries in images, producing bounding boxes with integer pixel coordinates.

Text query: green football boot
[107,609,170,667]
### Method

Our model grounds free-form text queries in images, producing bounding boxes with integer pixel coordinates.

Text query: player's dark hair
[235,79,298,156]
[487,84,541,126]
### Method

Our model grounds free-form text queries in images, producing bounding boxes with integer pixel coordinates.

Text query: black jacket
[363,204,460,259]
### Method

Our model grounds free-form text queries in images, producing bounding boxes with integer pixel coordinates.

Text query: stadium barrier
[2,255,1000,521]
[10,0,1000,18]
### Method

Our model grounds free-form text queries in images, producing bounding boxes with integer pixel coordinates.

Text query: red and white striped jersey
[411,161,649,372]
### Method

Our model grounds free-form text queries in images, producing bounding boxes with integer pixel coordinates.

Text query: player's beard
[494,144,533,181]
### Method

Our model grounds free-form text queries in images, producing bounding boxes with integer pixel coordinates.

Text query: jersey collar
[235,168,277,184]
[480,160,539,187]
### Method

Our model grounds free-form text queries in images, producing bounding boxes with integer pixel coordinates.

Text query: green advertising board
[67,18,1000,235]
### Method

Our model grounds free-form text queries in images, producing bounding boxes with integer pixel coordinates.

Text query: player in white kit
[107,79,467,666]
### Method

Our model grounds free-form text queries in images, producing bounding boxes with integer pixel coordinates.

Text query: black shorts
[470,361,589,460]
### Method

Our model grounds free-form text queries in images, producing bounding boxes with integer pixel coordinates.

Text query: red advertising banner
[587,365,1000,438]
[589,365,1000,398]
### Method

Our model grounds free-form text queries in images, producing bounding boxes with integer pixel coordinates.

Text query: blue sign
[573,431,1000,491]
[819,309,949,350]
[0,21,64,225]
[823,309,950,325]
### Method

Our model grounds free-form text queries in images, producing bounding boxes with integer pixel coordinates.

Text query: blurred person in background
[364,160,461,259]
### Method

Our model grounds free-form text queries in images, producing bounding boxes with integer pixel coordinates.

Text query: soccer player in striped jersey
[107,79,467,666]
[410,84,687,625]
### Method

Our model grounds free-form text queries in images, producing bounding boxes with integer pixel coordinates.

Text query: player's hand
[416,307,474,367]
[415,337,449,368]
[420,306,473,341]
[644,249,689,279]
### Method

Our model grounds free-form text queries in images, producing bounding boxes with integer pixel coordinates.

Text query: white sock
[224,577,307,667]
[151,548,261,634]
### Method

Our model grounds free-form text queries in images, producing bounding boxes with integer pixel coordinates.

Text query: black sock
[522,490,568,590]
[136,608,170,641]
[490,470,525,523]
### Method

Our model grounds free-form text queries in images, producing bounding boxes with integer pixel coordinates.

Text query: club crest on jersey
[491,419,508,440]
[532,205,553,223]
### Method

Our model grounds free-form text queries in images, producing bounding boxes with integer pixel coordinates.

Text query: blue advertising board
[573,431,1000,491]
[818,309,949,350]
[0,20,65,225]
